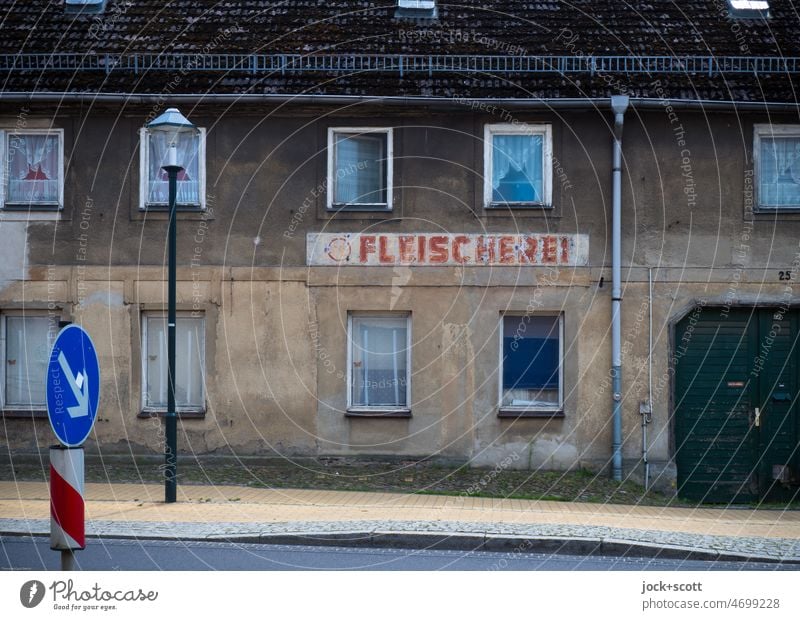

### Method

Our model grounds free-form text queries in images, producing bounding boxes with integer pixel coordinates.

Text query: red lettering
[541,235,557,264]
[379,235,395,264]
[498,236,515,264]
[398,235,416,264]
[429,235,449,263]
[522,237,538,263]
[360,235,376,263]
[418,235,426,263]
[475,236,496,264]
[560,236,570,263]
[452,235,470,264]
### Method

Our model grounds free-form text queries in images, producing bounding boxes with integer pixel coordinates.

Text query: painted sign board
[46,325,100,447]
[307,232,589,267]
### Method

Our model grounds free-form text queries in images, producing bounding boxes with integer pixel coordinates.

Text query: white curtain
[4,317,51,407]
[7,134,59,203]
[145,316,205,408]
[491,134,543,201]
[351,317,407,407]
[760,137,800,207]
[334,134,385,205]
[147,132,200,205]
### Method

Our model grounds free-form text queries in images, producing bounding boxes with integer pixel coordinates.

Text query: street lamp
[146,107,198,503]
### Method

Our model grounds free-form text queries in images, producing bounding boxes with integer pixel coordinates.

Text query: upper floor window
[327,128,393,211]
[2,130,64,209]
[139,127,206,210]
[754,125,800,210]
[484,123,552,208]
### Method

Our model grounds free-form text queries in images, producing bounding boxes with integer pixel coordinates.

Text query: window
[754,125,800,210]
[2,130,64,209]
[1,314,56,410]
[500,314,562,413]
[327,128,393,210]
[395,0,437,18]
[727,0,769,18]
[139,127,206,209]
[142,314,205,412]
[348,314,410,412]
[484,123,552,208]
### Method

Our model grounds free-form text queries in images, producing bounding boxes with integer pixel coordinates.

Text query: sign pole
[50,445,85,570]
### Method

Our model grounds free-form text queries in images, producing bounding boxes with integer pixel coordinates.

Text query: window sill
[485,203,553,210]
[346,408,411,418]
[0,208,62,221]
[2,409,48,418]
[135,208,212,221]
[138,409,206,419]
[327,204,392,212]
[498,408,564,419]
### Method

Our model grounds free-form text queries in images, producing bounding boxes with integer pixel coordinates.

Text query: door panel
[675,307,800,503]
[675,309,757,503]
[757,311,799,501]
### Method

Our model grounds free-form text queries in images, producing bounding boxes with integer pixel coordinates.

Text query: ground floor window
[142,314,205,412]
[500,314,562,411]
[1,314,55,410]
[348,313,410,411]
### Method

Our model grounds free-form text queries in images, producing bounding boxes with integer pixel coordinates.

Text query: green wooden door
[755,310,799,501]
[675,307,800,503]
[675,308,758,503]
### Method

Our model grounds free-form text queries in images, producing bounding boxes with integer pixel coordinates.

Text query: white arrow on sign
[58,351,89,418]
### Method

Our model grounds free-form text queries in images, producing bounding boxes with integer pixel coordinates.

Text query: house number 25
[779,270,792,281]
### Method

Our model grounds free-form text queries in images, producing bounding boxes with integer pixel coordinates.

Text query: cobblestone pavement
[2,481,799,563]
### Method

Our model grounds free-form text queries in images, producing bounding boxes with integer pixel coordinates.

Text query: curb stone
[2,519,799,565]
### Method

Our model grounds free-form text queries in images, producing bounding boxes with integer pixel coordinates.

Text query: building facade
[1,0,799,502]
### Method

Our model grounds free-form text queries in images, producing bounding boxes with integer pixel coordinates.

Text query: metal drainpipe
[610,95,629,482]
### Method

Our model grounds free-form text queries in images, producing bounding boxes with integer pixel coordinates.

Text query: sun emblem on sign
[325,237,351,262]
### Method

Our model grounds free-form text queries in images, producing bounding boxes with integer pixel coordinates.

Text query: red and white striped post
[50,446,85,570]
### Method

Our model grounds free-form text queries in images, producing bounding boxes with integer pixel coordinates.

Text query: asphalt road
[0,536,794,571]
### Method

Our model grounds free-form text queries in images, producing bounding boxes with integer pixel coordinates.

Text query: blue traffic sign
[46,325,100,447]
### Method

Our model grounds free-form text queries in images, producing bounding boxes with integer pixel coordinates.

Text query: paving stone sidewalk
[1,481,799,563]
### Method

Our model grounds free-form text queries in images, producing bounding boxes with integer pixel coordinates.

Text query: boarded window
[501,315,561,409]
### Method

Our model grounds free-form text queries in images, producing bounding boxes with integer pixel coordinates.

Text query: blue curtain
[492,134,543,203]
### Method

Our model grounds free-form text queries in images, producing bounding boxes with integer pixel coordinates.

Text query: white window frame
[140,312,206,414]
[0,128,64,211]
[753,124,800,211]
[346,312,411,413]
[484,123,552,209]
[138,127,207,210]
[327,127,393,211]
[498,312,563,413]
[0,312,57,411]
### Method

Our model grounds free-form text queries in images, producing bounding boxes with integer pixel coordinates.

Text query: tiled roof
[0,1,798,101]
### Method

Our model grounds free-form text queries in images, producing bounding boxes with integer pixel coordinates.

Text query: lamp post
[146,108,198,503]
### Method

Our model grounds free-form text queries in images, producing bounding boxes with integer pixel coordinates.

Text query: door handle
[754,407,761,428]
